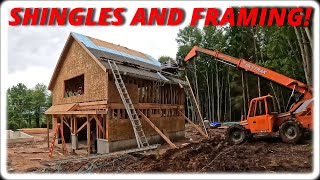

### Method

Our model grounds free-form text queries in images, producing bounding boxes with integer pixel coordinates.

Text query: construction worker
[203,117,210,131]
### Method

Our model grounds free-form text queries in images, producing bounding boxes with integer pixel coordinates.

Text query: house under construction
[45,32,188,155]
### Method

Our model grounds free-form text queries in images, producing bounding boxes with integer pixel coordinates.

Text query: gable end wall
[51,40,108,105]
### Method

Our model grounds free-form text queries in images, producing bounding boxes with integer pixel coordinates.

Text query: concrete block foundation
[97,139,109,154]
[7,130,34,143]
[71,134,78,150]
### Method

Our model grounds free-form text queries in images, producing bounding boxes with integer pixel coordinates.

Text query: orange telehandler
[184,46,313,144]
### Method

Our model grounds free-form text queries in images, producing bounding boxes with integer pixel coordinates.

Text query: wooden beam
[46,110,108,115]
[74,117,78,134]
[102,114,106,139]
[105,114,109,140]
[71,116,74,133]
[78,100,108,106]
[92,114,104,137]
[87,114,91,156]
[107,103,183,109]
[147,81,151,103]
[77,121,88,134]
[162,86,165,104]
[96,116,99,139]
[178,110,208,139]
[63,117,71,130]
[139,80,142,102]
[138,110,177,149]
[46,115,49,148]
[60,115,64,139]
[97,115,105,137]
[77,105,108,110]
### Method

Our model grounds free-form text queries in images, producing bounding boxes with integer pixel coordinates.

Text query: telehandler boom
[185,46,313,144]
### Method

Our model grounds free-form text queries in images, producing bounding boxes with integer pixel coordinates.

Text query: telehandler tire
[279,118,303,144]
[303,130,312,141]
[225,124,246,145]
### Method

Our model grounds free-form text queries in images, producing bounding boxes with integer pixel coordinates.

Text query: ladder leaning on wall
[107,58,150,148]
[183,76,208,137]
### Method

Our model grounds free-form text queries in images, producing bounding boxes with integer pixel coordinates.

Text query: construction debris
[36,129,312,173]
[7,126,312,173]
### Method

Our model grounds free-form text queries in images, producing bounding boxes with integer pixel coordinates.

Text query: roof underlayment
[72,32,161,68]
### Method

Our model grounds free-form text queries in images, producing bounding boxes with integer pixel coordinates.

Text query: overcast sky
[7,25,183,88]
[4,1,230,89]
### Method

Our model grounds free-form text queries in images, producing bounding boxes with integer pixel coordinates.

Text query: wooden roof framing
[48,32,186,90]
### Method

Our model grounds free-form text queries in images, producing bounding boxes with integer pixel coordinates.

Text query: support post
[46,115,49,148]
[103,114,106,139]
[105,114,109,140]
[61,115,64,140]
[52,115,57,134]
[74,117,78,134]
[87,114,91,156]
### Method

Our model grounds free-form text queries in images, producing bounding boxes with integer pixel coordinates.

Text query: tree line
[7,83,52,130]
[172,10,312,123]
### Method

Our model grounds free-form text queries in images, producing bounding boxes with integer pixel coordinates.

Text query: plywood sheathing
[108,80,139,104]
[107,115,184,142]
[51,40,108,105]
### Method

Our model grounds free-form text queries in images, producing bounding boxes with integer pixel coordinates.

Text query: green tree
[175,21,311,122]
[7,83,51,129]
[158,56,174,63]
[31,83,49,128]
[7,83,30,130]
[176,26,202,122]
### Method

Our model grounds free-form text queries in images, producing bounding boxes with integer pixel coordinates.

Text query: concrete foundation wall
[7,130,34,143]
[97,139,109,154]
[98,130,185,154]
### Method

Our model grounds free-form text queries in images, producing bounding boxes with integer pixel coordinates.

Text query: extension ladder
[107,59,149,148]
[184,76,208,137]
[49,123,68,158]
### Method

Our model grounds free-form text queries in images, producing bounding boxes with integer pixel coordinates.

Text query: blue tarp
[72,32,161,67]
[210,122,222,127]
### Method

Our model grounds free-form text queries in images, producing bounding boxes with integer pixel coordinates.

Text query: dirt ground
[7,124,312,173]
[6,131,89,173]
